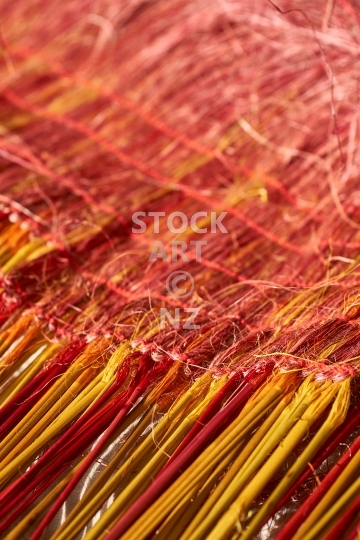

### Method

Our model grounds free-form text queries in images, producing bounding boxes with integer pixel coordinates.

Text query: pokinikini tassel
[1,0,360,538]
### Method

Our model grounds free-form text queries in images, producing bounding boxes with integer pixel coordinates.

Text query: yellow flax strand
[0,341,61,406]
[181,384,297,540]
[0,338,110,482]
[293,449,360,540]
[206,379,343,540]
[112,374,291,540]
[242,378,351,540]
[57,373,218,540]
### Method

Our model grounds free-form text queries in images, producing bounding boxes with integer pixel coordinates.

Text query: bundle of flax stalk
[0,0,360,538]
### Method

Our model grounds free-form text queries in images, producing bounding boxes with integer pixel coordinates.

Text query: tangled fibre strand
[1,0,360,538]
